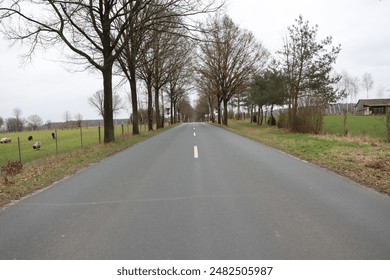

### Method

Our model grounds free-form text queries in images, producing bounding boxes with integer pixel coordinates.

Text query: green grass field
[0,125,132,166]
[323,115,387,140]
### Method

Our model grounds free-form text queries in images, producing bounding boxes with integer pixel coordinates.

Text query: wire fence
[0,124,131,166]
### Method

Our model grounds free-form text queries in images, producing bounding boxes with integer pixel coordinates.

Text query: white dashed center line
[194,146,199,159]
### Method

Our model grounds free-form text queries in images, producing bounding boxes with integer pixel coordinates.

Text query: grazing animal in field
[28,136,33,141]
[51,132,56,139]
[33,141,41,150]
[0,137,11,143]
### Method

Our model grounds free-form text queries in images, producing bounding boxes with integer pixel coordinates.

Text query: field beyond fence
[323,115,387,141]
[0,125,132,166]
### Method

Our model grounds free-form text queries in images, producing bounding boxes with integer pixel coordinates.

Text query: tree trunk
[173,101,177,124]
[289,92,299,131]
[217,101,222,125]
[161,93,165,128]
[129,66,140,135]
[169,98,175,125]
[208,96,215,123]
[155,87,161,129]
[147,81,153,131]
[260,106,264,125]
[386,106,390,143]
[237,93,241,120]
[343,109,349,137]
[102,64,115,143]
[223,98,228,126]
[250,105,254,123]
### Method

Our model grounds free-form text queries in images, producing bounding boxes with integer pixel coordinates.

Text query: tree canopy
[197,15,269,126]
[277,15,344,131]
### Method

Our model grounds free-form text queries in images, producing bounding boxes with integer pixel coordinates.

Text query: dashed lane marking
[194,146,199,159]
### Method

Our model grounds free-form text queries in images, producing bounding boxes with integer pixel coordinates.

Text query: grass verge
[224,120,390,195]
[0,127,173,208]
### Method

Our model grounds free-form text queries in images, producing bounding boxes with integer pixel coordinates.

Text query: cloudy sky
[0,0,389,123]
[228,0,390,97]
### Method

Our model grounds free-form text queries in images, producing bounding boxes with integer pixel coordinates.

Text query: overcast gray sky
[0,0,389,123]
[227,0,390,98]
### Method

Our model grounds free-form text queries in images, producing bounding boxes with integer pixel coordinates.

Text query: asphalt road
[0,123,389,259]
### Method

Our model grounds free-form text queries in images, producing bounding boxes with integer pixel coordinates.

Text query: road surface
[0,123,389,259]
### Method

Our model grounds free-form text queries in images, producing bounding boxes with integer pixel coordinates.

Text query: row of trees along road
[0,0,224,143]
[195,15,346,134]
[196,15,270,126]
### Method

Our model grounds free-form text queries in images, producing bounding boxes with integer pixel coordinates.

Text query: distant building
[355,99,390,116]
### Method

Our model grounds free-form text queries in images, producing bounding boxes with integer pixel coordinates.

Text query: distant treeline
[326,103,357,115]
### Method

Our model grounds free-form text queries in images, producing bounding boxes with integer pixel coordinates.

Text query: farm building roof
[355,98,390,107]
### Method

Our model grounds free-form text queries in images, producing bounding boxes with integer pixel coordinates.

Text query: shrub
[277,111,288,129]
[292,106,324,134]
[1,161,23,185]
[278,106,325,134]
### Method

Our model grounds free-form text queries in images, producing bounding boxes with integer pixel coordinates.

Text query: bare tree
[13,107,22,118]
[116,2,159,135]
[197,15,269,126]
[12,107,24,132]
[166,34,194,124]
[376,85,386,98]
[27,114,43,130]
[138,22,185,129]
[177,95,193,122]
[0,1,151,143]
[63,110,71,129]
[195,72,220,123]
[361,72,374,99]
[74,113,83,128]
[195,91,213,122]
[339,71,359,113]
[46,120,53,130]
[88,90,124,119]
[134,1,225,131]
[0,0,224,139]
[151,26,185,129]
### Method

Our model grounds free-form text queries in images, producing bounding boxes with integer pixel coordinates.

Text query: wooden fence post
[55,129,58,159]
[386,106,390,143]
[17,137,22,163]
[343,109,348,137]
[80,126,83,148]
